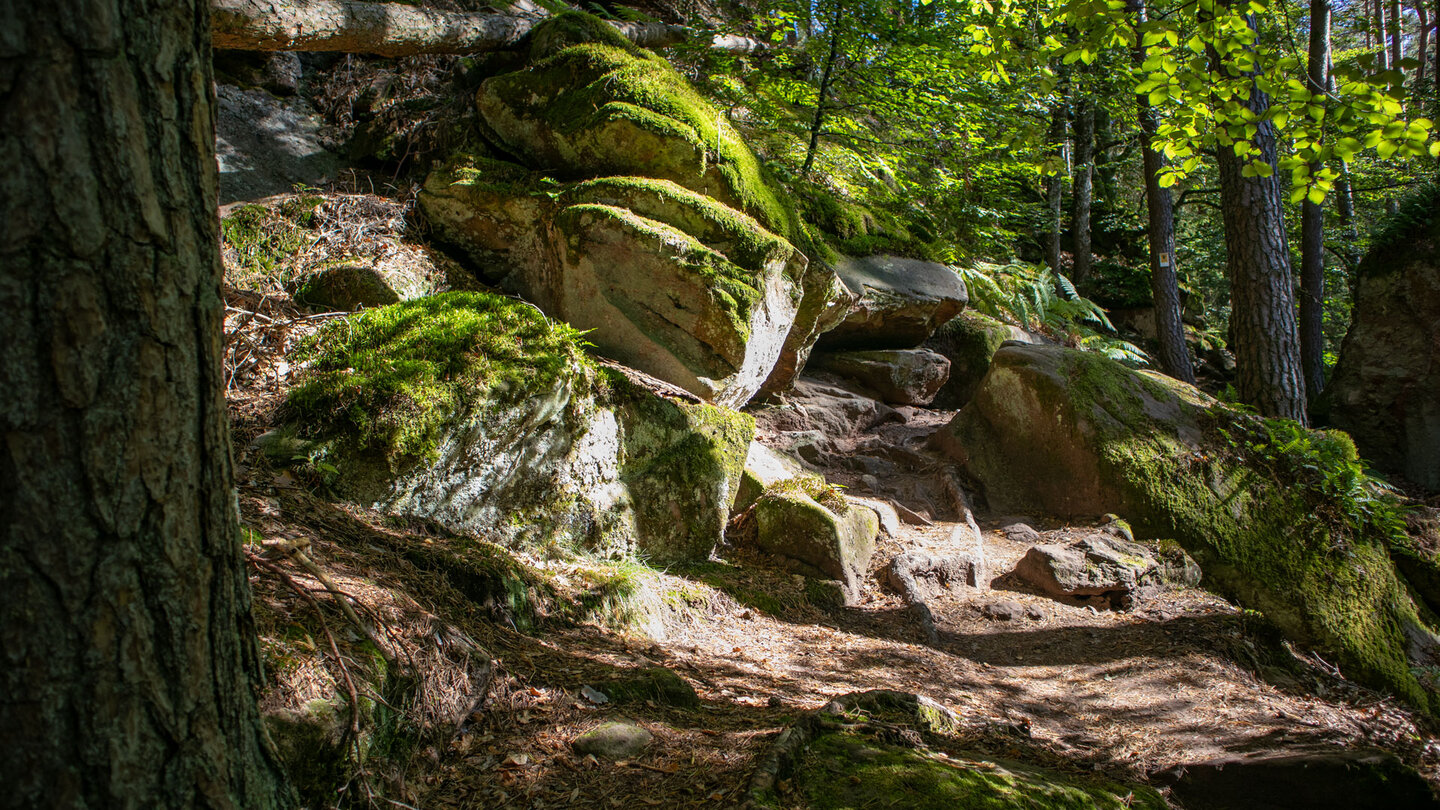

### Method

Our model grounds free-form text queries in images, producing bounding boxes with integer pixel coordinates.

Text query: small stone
[572,721,652,759]
[981,600,1024,621]
[1001,523,1041,544]
[1024,604,1045,621]
[580,685,610,704]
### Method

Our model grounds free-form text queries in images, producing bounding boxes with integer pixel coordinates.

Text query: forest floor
[221,192,1439,809]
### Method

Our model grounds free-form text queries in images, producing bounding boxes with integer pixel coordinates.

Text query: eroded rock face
[753,486,879,604]
[932,343,1440,715]
[809,348,951,406]
[1319,190,1440,492]
[1012,530,1195,610]
[419,14,847,406]
[817,254,969,349]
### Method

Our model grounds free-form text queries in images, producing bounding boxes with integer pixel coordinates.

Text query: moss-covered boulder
[419,14,850,406]
[283,291,752,565]
[816,254,969,350]
[925,311,1043,409]
[291,262,436,311]
[732,441,811,514]
[754,480,878,604]
[750,690,1166,810]
[932,343,1440,714]
[1317,184,1440,492]
[809,348,951,406]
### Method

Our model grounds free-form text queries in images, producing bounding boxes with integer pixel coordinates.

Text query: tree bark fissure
[0,0,293,805]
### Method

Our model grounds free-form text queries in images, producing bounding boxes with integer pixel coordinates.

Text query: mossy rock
[934,343,1440,716]
[599,666,700,708]
[752,691,1166,810]
[282,292,752,563]
[925,311,1041,409]
[754,482,878,604]
[479,13,797,241]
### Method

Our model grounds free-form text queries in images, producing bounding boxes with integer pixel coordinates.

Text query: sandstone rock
[931,342,1440,714]
[573,721,653,759]
[754,485,879,604]
[816,254,969,349]
[1000,523,1041,544]
[290,262,436,311]
[751,378,900,447]
[1013,534,1167,610]
[732,441,809,514]
[925,312,1043,409]
[284,292,753,566]
[1318,187,1440,492]
[215,84,340,205]
[808,349,951,406]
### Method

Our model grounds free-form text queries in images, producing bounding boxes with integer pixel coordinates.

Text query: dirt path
[421,385,1438,807]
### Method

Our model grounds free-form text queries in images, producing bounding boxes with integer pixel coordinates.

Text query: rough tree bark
[1070,92,1096,283]
[1207,7,1308,421]
[1300,0,1332,404]
[1045,97,1068,274]
[1418,1,1431,89]
[1389,0,1403,74]
[211,0,764,56]
[1132,0,1196,383]
[0,0,294,805]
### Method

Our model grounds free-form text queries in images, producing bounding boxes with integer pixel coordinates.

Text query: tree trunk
[1131,0,1195,383]
[1045,98,1068,274]
[1418,1,1431,89]
[1070,93,1096,283]
[210,0,761,57]
[0,0,294,806]
[1300,0,1332,404]
[1390,0,1404,74]
[802,2,844,179]
[1378,0,1392,69]
[1207,8,1308,421]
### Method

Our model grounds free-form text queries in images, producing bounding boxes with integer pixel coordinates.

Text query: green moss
[557,203,765,342]
[604,370,754,565]
[443,152,554,197]
[221,201,318,283]
[766,475,849,515]
[564,176,799,275]
[794,732,1166,810]
[487,14,799,241]
[1049,350,1436,714]
[284,291,593,465]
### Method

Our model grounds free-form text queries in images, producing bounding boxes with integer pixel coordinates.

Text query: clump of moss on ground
[221,195,323,284]
[285,291,593,464]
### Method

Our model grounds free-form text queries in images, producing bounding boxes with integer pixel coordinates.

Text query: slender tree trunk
[802,2,843,179]
[1131,0,1195,383]
[1070,93,1096,283]
[1390,0,1404,74]
[0,0,294,806]
[1300,0,1332,404]
[1419,1,1431,89]
[1045,97,1068,274]
[1207,7,1308,421]
[1378,0,1392,69]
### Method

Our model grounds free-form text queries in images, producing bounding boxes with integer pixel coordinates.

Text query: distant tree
[0,0,294,805]
[1299,0,1333,404]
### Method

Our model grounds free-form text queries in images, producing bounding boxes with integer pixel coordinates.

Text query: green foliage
[954,261,1150,365]
[285,291,593,463]
[765,475,849,515]
[1216,413,1407,546]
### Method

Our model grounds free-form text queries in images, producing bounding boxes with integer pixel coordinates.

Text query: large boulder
[753,481,879,604]
[419,15,849,405]
[932,343,1440,714]
[1318,186,1440,492]
[924,311,1043,409]
[816,254,969,349]
[808,348,951,406]
[283,292,753,565]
